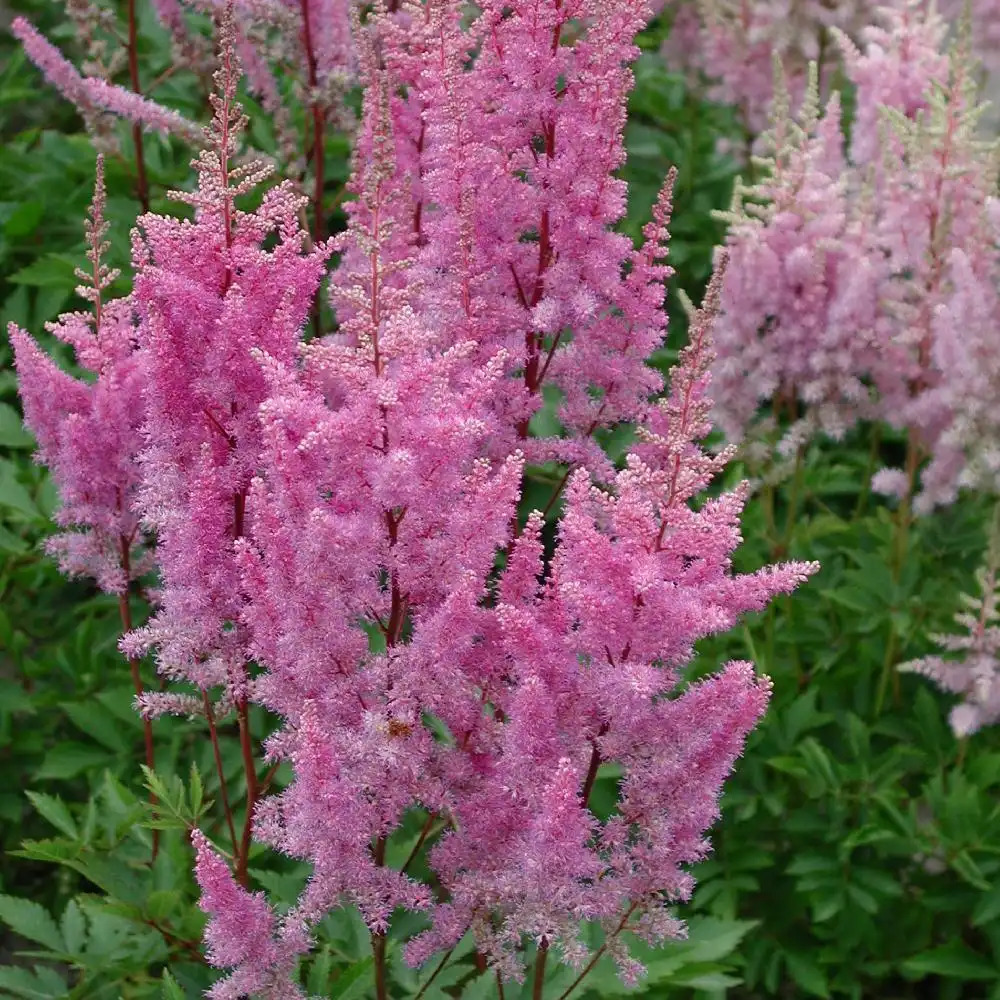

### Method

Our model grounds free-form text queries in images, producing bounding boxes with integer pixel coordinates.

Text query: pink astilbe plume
[122,15,329,704]
[711,71,883,448]
[403,257,818,980]
[866,38,1000,511]
[190,29,818,990]
[11,17,200,147]
[10,156,149,595]
[832,0,950,167]
[901,507,1000,736]
[359,0,675,473]
[237,61,512,949]
[710,2,1000,508]
[192,830,306,1000]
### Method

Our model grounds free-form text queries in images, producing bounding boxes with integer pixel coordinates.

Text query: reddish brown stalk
[400,810,438,875]
[532,939,549,1000]
[202,691,240,861]
[234,699,258,886]
[372,835,389,1000]
[143,917,206,962]
[580,723,610,810]
[118,535,158,860]
[552,905,638,1000]
[300,0,326,247]
[126,0,150,213]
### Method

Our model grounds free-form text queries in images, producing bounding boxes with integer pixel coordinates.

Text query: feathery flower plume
[901,506,1000,736]
[711,67,882,449]
[122,9,329,702]
[10,156,148,595]
[11,16,201,145]
[659,0,878,139]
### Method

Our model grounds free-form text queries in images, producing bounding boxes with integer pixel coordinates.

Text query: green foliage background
[1,3,999,999]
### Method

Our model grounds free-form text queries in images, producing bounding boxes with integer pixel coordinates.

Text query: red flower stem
[126,0,150,212]
[372,834,388,1000]
[118,535,158,861]
[235,698,258,886]
[202,690,239,862]
[532,939,549,1000]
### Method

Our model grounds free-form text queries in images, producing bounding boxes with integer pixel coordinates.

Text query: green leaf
[0,460,39,520]
[972,883,1000,927]
[0,895,64,951]
[902,941,999,981]
[0,965,66,999]
[0,403,33,449]
[160,969,186,1000]
[3,201,44,239]
[61,701,132,754]
[679,917,758,964]
[60,900,87,956]
[36,741,114,780]
[8,254,79,289]
[329,956,374,999]
[784,952,831,998]
[25,792,77,839]
[951,850,992,891]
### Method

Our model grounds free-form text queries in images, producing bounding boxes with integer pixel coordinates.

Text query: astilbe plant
[10,3,819,997]
[9,157,161,846]
[710,0,1000,512]
[710,66,884,451]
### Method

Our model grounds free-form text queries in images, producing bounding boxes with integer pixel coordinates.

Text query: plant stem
[532,939,549,1000]
[202,691,239,861]
[876,438,920,715]
[126,0,150,213]
[553,905,637,1000]
[118,536,158,861]
[235,699,258,886]
[414,947,454,1000]
[372,835,388,1000]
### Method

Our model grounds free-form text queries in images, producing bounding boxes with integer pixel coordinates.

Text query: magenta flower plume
[11,17,200,145]
[11,156,148,594]
[122,16,330,701]
[192,829,306,1000]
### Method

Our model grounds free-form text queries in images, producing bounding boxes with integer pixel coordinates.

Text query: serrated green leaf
[972,883,1000,927]
[0,460,39,520]
[60,900,86,957]
[8,254,79,288]
[784,951,831,998]
[0,895,63,951]
[902,941,999,981]
[0,965,66,999]
[61,701,131,753]
[160,969,186,1000]
[25,791,77,840]
[0,403,33,449]
[37,741,114,780]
